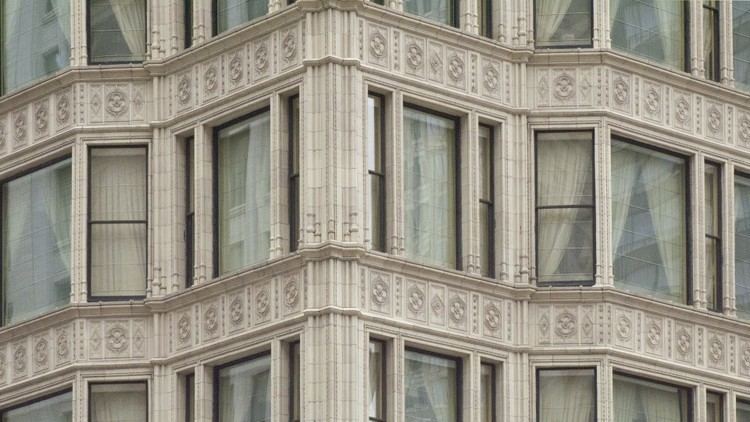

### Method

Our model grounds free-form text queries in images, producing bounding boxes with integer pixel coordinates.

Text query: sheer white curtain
[614,375,684,422]
[536,0,575,43]
[538,370,595,422]
[652,0,683,68]
[110,0,146,58]
[404,352,457,422]
[90,384,147,422]
[611,145,638,262]
[4,391,72,422]
[219,357,271,422]
[735,177,750,317]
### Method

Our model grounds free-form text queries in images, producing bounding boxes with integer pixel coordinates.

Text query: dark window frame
[703,0,721,82]
[480,0,493,39]
[404,346,463,422]
[289,340,300,422]
[86,0,148,65]
[612,371,694,422]
[368,92,387,253]
[185,0,193,49]
[479,124,495,278]
[368,338,388,422]
[87,145,149,302]
[705,160,723,312]
[212,350,271,422]
[185,137,195,288]
[185,373,195,422]
[88,380,149,422]
[533,0,594,49]
[289,95,300,253]
[535,367,597,422]
[480,361,497,422]
[0,388,73,419]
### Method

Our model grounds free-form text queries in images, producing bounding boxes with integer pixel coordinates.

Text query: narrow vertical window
[535,0,592,48]
[737,400,750,421]
[90,382,148,422]
[215,110,271,275]
[185,0,193,48]
[88,0,147,64]
[289,96,300,253]
[404,0,458,27]
[214,353,271,422]
[705,162,721,311]
[214,0,268,34]
[368,94,386,252]
[703,0,720,81]
[403,106,460,269]
[480,363,497,422]
[479,125,495,277]
[537,368,595,422]
[479,0,493,38]
[613,373,690,422]
[369,339,386,421]
[290,342,301,422]
[733,1,750,91]
[535,132,594,285]
[404,349,461,422]
[734,173,750,318]
[185,373,195,422]
[706,391,723,422]
[185,137,195,288]
[89,147,148,299]
[0,390,72,422]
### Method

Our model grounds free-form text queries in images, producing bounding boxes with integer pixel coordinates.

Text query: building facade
[0,0,749,421]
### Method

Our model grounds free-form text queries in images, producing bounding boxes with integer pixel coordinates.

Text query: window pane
[734,1,750,91]
[217,354,271,422]
[536,0,592,47]
[369,341,385,420]
[537,208,594,283]
[480,202,493,277]
[2,391,72,422]
[538,368,595,422]
[404,0,455,26]
[90,383,148,422]
[613,373,689,422]
[216,0,268,34]
[404,350,458,422]
[706,392,722,422]
[403,107,457,268]
[706,236,719,311]
[217,111,271,274]
[734,175,750,318]
[479,126,492,202]
[89,0,146,63]
[479,0,492,38]
[368,96,383,173]
[185,374,194,422]
[371,175,385,252]
[611,0,686,70]
[703,5,718,81]
[738,400,750,422]
[612,139,687,303]
[480,364,495,422]
[90,223,147,297]
[705,164,720,237]
[536,132,593,207]
[90,148,147,222]
[368,95,386,253]
[291,343,300,421]
[1,0,70,93]
[3,159,71,325]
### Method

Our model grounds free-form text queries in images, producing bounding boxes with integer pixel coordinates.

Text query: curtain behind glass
[734,1,750,90]
[734,175,750,319]
[218,355,271,422]
[613,374,687,422]
[404,0,454,26]
[535,0,591,47]
[216,0,268,33]
[538,369,595,422]
[4,391,72,422]
[737,401,750,422]
[90,383,147,422]
[403,107,457,269]
[611,139,687,303]
[218,111,271,275]
[2,0,70,93]
[3,159,71,325]
[404,350,458,422]
[610,0,686,70]
[89,0,146,63]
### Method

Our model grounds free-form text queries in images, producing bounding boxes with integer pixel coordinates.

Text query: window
[90,382,148,422]
[1,0,70,94]
[404,348,461,422]
[369,339,386,422]
[535,132,594,285]
[0,390,72,422]
[738,399,750,421]
[88,0,147,64]
[480,363,498,422]
[185,137,195,288]
[289,96,300,253]
[706,391,723,422]
[404,0,458,27]
[289,342,300,422]
[368,94,386,252]
[185,374,195,422]
[734,173,750,318]
[2,158,71,325]
[611,138,688,303]
[535,0,592,48]
[734,0,750,90]
[703,0,720,81]
[214,0,268,35]
[479,125,495,277]
[537,368,595,422]
[705,162,721,311]
[613,373,691,422]
[215,110,271,275]
[214,353,271,422]
[610,0,688,71]
[370,0,385,4]
[89,147,148,299]
[403,106,460,269]
[185,0,193,48]
[479,0,493,38]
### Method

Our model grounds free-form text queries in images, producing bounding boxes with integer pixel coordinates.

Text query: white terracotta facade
[0,0,749,421]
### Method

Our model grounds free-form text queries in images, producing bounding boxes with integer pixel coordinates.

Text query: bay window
[88,0,146,64]
[734,0,750,90]
[214,353,271,422]
[214,0,268,35]
[1,0,70,94]
[404,348,461,422]
[404,0,458,27]
[703,0,720,81]
[537,368,595,422]
[403,106,460,269]
[613,373,691,422]
[479,125,495,278]
[734,173,750,318]
[0,390,72,422]
[90,382,148,422]
[611,138,688,304]
[535,0,592,48]
[215,110,271,275]
[705,162,722,311]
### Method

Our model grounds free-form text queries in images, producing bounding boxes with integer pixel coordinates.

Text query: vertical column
[691,0,702,77]
[596,121,610,287]
[462,0,478,35]
[72,0,87,66]
[269,93,288,259]
[694,155,707,308]
[464,112,480,274]
[391,91,404,256]
[71,139,88,304]
[515,113,531,286]
[195,362,213,422]
[193,123,213,284]
[724,0,735,86]
[724,164,736,317]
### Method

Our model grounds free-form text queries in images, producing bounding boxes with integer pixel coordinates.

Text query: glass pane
[186,374,194,422]
[90,383,148,422]
[536,132,593,207]
[479,0,492,38]
[738,400,750,422]
[218,354,271,422]
[734,1,750,91]
[1,0,70,93]
[217,111,271,274]
[291,343,300,422]
[90,147,147,221]
[89,0,146,63]
[706,236,719,311]
[404,0,455,26]
[537,208,594,283]
[90,223,147,297]
[706,392,722,422]
[404,350,458,422]
[612,139,687,303]
[538,368,595,422]
[3,390,72,422]
[704,7,718,81]
[403,107,457,268]
[613,373,689,422]
[480,202,493,277]
[368,95,383,173]
[290,97,300,175]
[479,126,493,202]
[480,364,495,422]
[371,175,385,252]
[2,159,71,325]
[705,164,720,236]
[536,0,592,47]
[369,341,385,420]
[216,0,268,33]
[734,175,750,318]
[611,0,686,70]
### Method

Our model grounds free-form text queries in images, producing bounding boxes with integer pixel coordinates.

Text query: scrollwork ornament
[645,89,660,114]
[484,65,499,91]
[676,328,691,356]
[0,122,6,146]
[177,314,191,343]
[708,106,722,132]
[406,42,423,70]
[284,280,299,307]
[740,116,750,144]
[430,52,442,74]
[204,305,219,334]
[447,55,464,81]
[431,295,444,316]
[555,311,576,338]
[255,43,269,72]
[282,32,297,62]
[676,97,690,122]
[13,345,26,372]
[204,66,218,93]
[106,325,128,353]
[56,94,70,124]
[229,297,243,324]
[177,76,191,105]
[616,315,632,340]
[484,304,501,331]
[709,337,724,362]
[742,346,750,369]
[14,112,26,141]
[539,314,550,336]
[647,323,661,347]
[256,289,270,318]
[553,73,575,101]
[34,339,48,365]
[407,286,425,313]
[0,353,5,378]
[56,329,69,358]
[613,77,629,105]
[105,89,128,117]
[369,31,386,58]
[449,297,466,323]
[229,54,243,83]
[34,103,48,133]
[372,278,388,305]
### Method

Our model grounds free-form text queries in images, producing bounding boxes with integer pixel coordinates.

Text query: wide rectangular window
[535,132,594,285]
[368,94,386,253]
[480,363,497,422]
[289,96,300,253]
[738,400,750,421]
[404,0,457,27]
[214,353,271,422]
[479,125,495,278]
[734,173,750,318]
[369,339,386,422]
[215,110,270,275]
[703,0,720,81]
[734,0,750,90]
[705,162,721,312]
[90,382,148,422]
[537,368,595,422]
[610,0,687,71]
[403,106,459,269]
[706,391,723,422]
[2,158,71,325]
[611,138,688,303]
[404,348,460,422]
[214,0,268,35]
[613,373,690,422]
[535,0,592,48]
[0,390,72,422]
[1,0,71,94]
[88,0,146,64]
[89,147,148,299]
[185,138,195,288]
